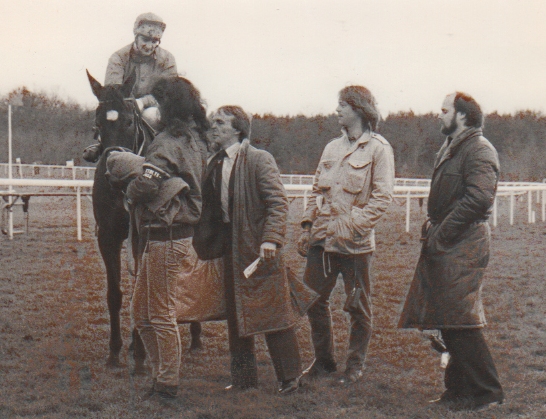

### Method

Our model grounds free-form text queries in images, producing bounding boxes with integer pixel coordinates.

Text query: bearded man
[399,92,504,412]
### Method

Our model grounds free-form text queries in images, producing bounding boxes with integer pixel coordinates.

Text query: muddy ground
[0,195,545,418]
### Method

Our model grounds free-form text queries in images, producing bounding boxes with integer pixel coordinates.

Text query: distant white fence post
[527,191,533,224]
[76,186,82,241]
[15,158,23,179]
[510,192,514,225]
[542,191,546,222]
[405,191,411,233]
[8,106,14,240]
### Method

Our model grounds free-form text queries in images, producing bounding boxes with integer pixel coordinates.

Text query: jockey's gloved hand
[137,94,158,110]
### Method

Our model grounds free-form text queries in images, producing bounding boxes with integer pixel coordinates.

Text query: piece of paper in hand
[244,257,261,278]
[440,352,450,369]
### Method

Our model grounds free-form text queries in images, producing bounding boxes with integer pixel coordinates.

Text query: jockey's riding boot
[83,143,103,163]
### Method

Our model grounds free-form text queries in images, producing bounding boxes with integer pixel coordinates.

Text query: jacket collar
[205,139,248,179]
[340,128,372,158]
[225,141,241,159]
[434,127,483,168]
[130,44,158,63]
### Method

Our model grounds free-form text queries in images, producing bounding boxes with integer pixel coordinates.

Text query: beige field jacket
[302,129,395,254]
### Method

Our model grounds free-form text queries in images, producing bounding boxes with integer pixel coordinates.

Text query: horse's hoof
[133,362,148,376]
[106,356,124,369]
[188,341,203,352]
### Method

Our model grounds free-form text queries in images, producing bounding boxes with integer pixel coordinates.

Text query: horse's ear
[87,70,102,99]
[121,69,137,98]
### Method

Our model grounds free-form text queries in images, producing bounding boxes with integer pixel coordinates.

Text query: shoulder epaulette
[371,133,391,146]
[327,134,344,145]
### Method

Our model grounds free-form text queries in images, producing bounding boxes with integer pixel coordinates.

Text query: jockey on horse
[83,12,177,163]
[85,14,204,369]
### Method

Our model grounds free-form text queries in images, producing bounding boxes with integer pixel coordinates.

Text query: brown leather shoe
[301,359,337,381]
[338,366,363,385]
[224,384,257,392]
[278,377,301,395]
[472,401,502,412]
[429,394,503,412]
[141,378,157,400]
[428,390,458,406]
[154,382,178,399]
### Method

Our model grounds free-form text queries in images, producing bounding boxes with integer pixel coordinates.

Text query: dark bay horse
[86,71,202,371]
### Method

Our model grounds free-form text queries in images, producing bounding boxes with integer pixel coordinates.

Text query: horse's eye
[126,119,133,128]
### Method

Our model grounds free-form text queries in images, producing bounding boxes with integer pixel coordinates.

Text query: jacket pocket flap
[348,159,371,169]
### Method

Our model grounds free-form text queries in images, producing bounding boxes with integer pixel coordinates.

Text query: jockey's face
[135,34,161,56]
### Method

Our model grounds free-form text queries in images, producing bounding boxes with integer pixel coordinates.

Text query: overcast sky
[2,0,545,116]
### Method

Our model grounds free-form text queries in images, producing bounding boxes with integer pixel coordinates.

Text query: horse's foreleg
[98,232,125,368]
[132,328,147,375]
[189,322,203,351]
[128,217,147,373]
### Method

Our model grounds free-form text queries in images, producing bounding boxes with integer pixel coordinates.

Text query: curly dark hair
[454,92,484,128]
[151,77,210,140]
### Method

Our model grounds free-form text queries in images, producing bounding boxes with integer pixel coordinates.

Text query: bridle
[93,97,153,157]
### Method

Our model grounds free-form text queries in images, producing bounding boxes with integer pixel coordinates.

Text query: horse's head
[87,70,140,152]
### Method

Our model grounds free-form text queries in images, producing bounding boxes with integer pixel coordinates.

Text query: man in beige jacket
[298,85,395,384]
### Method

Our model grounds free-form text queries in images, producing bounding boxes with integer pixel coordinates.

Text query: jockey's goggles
[138,35,161,46]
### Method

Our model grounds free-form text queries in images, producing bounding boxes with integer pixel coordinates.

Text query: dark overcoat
[230,140,298,337]
[399,128,500,329]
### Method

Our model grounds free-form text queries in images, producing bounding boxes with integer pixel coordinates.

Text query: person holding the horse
[83,12,178,163]
[126,77,208,400]
[297,85,395,384]
[398,92,504,411]
[193,105,303,395]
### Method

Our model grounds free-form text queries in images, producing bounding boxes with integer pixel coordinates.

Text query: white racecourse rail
[283,178,546,232]
[1,166,546,239]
